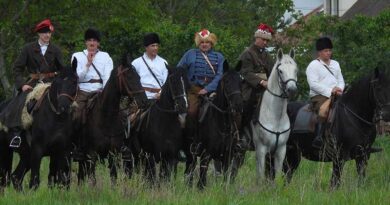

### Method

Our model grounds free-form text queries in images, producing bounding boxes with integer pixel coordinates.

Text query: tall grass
[1,136,389,205]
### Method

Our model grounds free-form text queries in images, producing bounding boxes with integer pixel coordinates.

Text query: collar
[143,52,158,61]
[38,40,49,47]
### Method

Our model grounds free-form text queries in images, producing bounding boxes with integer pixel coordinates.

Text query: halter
[47,77,79,115]
[266,63,297,99]
[370,77,390,121]
[155,75,187,113]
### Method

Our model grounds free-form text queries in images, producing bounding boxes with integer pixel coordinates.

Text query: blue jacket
[177,48,224,92]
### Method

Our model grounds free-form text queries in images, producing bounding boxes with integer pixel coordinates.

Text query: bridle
[266,63,297,99]
[117,66,145,97]
[47,74,79,115]
[155,75,187,113]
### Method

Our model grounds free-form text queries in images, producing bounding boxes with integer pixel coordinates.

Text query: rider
[177,28,224,155]
[71,28,113,158]
[132,32,168,102]
[238,23,274,149]
[306,37,344,148]
[0,19,64,148]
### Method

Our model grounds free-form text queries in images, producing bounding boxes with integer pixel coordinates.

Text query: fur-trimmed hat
[34,19,54,33]
[143,32,160,47]
[84,28,101,42]
[316,37,333,51]
[194,29,217,47]
[254,23,274,40]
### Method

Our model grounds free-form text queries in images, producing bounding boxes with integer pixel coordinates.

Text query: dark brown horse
[75,61,148,185]
[284,66,390,188]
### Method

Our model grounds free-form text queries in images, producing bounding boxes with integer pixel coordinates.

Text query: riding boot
[9,127,22,148]
[312,122,325,149]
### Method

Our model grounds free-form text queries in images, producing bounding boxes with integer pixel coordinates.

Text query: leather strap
[30,72,57,80]
[143,87,161,93]
[83,51,103,84]
[142,56,163,88]
[200,52,216,75]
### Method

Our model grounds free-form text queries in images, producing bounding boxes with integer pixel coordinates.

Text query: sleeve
[204,53,224,92]
[306,63,333,97]
[336,63,345,90]
[239,51,262,88]
[54,46,65,70]
[72,53,88,82]
[102,55,114,88]
[177,50,190,67]
[13,45,29,90]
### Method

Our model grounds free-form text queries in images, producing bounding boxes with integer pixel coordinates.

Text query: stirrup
[9,136,21,148]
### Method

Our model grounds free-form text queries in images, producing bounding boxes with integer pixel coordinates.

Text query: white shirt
[306,59,345,98]
[72,50,113,92]
[132,53,168,99]
[38,41,48,56]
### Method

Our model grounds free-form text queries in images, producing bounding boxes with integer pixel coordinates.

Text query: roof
[341,0,390,20]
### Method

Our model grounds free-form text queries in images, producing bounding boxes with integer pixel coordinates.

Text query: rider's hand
[260,80,268,88]
[86,52,95,67]
[332,87,343,96]
[154,93,161,99]
[198,89,208,95]
[22,85,33,92]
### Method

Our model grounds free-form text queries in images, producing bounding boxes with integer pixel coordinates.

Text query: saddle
[21,83,51,129]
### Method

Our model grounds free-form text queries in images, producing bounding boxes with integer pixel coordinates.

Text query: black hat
[143,33,160,47]
[84,28,101,42]
[316,37,333,51]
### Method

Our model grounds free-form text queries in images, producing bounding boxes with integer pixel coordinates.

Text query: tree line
[0,0,388,99]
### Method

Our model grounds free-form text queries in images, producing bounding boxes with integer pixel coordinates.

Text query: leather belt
[143,87,161,93]
[30,72,57,80]
[196,76,214,83]
[80,79,103,84]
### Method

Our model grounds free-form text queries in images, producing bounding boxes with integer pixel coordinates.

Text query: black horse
[75,61,148,185]
[184,70,243,189]
[0,59,79,190]
[284,66,390,188]
[124,67,189,183]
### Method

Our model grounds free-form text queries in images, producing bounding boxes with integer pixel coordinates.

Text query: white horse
[251,48,298,181]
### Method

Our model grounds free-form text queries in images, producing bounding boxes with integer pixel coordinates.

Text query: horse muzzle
[286,82,298,99]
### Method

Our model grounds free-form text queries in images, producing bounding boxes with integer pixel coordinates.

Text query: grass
[1,135,390,205]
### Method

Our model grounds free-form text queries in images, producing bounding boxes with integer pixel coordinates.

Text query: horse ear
[223,60,229,73]
[289,48,295,59]
[277,48,284,61]
[71,57,78,73]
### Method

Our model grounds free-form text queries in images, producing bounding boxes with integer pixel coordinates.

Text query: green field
[1,135,389,205]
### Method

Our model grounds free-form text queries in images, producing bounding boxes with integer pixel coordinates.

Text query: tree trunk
[0,48,11,96]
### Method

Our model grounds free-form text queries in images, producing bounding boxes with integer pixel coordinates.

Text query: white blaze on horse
[252,48,298,181]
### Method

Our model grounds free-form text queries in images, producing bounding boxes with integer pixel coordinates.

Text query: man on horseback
[237,23,274,149]
[0,19,64,148]
[177,28,224,157]
[72,28,113,158]
[306,37,345,148]
[132,33,168,101]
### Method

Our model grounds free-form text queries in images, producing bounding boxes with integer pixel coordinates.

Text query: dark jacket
[238,44,273,101]
[14,41,64,90]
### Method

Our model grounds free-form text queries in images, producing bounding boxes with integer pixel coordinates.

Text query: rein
[266,63,297,99]
[117,66,145,97]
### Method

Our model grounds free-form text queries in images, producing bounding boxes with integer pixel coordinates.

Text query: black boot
[9,128,22,148]
[312,123,325,149]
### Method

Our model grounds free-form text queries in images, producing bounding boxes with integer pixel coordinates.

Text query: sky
[284,0,323,24]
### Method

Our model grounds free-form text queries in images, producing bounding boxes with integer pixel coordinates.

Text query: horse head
[221,69,243,127]
[372,66,390,121]
[50,57,79,114]
[116,63,149,110]
[164,66,189,114]
[270,48,298,99]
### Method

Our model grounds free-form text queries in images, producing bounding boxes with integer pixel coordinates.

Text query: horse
[0,59,79,190]
[184,69,243,189]
[244,48,298,182]
[124,67,189,183]
[284,66,390,188]
[75,60,148,185]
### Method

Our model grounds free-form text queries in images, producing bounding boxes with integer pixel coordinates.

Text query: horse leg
[184,152,197,187]
[29,146,43,190]
[0,144,12,188]
[48,156,57,188]
[273,145,287,180]
[87,159,97,186]
[144,154,156,185]
[330,158,345,189]
[355,148,369,186]
[255,144,267,184]
[77,160,87,185]
[108,152,118,185]
[230,150,246,183]
[11,148,30,191]
[283,144,301,184]
[197,153,211,190]
[56,151,71,189]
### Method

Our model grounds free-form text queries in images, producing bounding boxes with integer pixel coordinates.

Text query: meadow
[1,135,389,205]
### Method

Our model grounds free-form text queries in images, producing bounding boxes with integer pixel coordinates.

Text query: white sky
[284,0,323,24]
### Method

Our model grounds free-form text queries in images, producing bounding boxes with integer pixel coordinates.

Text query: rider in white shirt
[131,33,168,100]
[306,37,344,148]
